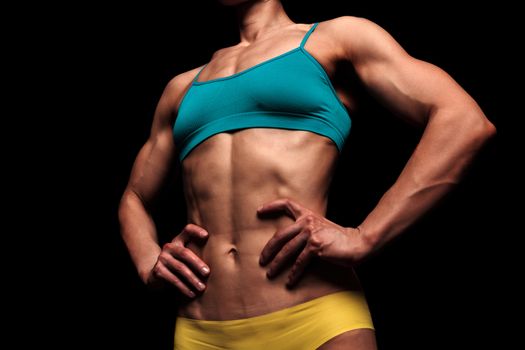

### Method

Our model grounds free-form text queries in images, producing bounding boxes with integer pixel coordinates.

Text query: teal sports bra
[173,23,351,162]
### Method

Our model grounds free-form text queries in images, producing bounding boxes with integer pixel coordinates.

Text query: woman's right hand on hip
[148,224,210,298]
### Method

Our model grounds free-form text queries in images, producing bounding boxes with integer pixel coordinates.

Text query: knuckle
[182,251,198,265]
[177,247,190,259]
[304,214,315,225]
[170,259,184,271]
[158,252,170,263]
[172,278,183,289]
[162,242,172,251]
[305,223,315,233]
[309,234,322,246]
[171,239,184,248]
[172,245,184,256]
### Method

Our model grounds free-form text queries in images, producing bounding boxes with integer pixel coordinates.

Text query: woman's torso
[175,22,362,321]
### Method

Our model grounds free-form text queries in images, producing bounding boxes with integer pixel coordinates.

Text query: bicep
[340,17,476,125]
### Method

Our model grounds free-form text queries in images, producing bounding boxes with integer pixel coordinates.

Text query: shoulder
[157,65,205,114]
[163,66,204,102]
[319,15,386,38]
[150,65,205,129]
[319,16,406,62]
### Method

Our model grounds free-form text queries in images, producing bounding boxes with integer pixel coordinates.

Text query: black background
[43,1,512,349]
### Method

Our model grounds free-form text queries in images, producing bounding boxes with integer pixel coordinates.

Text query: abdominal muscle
[176,128,363,320]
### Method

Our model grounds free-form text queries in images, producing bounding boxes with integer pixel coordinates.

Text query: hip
[176,253,365,320]
[175,289,374,350]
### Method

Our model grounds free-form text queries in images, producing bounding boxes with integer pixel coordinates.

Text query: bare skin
[119,0,496,349]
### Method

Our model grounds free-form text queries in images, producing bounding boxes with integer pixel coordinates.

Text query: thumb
[179,223,209,243]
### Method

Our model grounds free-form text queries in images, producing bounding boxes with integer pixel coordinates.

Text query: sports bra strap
[300,22,319,48]
[192,64,207,82]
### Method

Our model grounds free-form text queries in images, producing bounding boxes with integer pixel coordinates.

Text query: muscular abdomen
[177,128,361,320]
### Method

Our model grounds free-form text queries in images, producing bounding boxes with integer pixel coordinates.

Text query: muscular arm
[118,76,184,283]
[333,17,496,250]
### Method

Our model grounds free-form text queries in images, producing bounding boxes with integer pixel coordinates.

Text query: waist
[177,290,371,326]
[178,227,364,320]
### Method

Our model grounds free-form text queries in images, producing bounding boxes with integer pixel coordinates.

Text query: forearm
[358,108,495,251]
[118,190,162,282]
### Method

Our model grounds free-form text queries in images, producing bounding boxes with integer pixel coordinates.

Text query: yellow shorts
[174,290,374,350]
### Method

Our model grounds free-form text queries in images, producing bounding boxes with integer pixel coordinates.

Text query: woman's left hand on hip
[257,198,372,288]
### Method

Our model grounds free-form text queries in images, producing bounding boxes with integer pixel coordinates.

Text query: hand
[148,224,210,298]
[258,198,371,288]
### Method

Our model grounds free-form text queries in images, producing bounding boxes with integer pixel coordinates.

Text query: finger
[154,263,196,298]
[257,198,304,219]
[260,221,303,266]
[159,251,207,293]
[177,224,209,244]
[174,245,211,277]
[266,232,308,278]
[286,248,314,288]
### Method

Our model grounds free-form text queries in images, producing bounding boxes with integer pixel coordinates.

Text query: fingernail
[266,270,273,278]
[259,257,265,265]
[188,291,196,298]
[197,282,205,291]
[201,266,210,275]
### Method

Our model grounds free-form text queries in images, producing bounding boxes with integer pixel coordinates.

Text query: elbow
[482,119,497,140]
[471,115,497,147]
[458,108,496,148]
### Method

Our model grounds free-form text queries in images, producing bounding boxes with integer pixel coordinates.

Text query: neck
[235,0,294,43]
